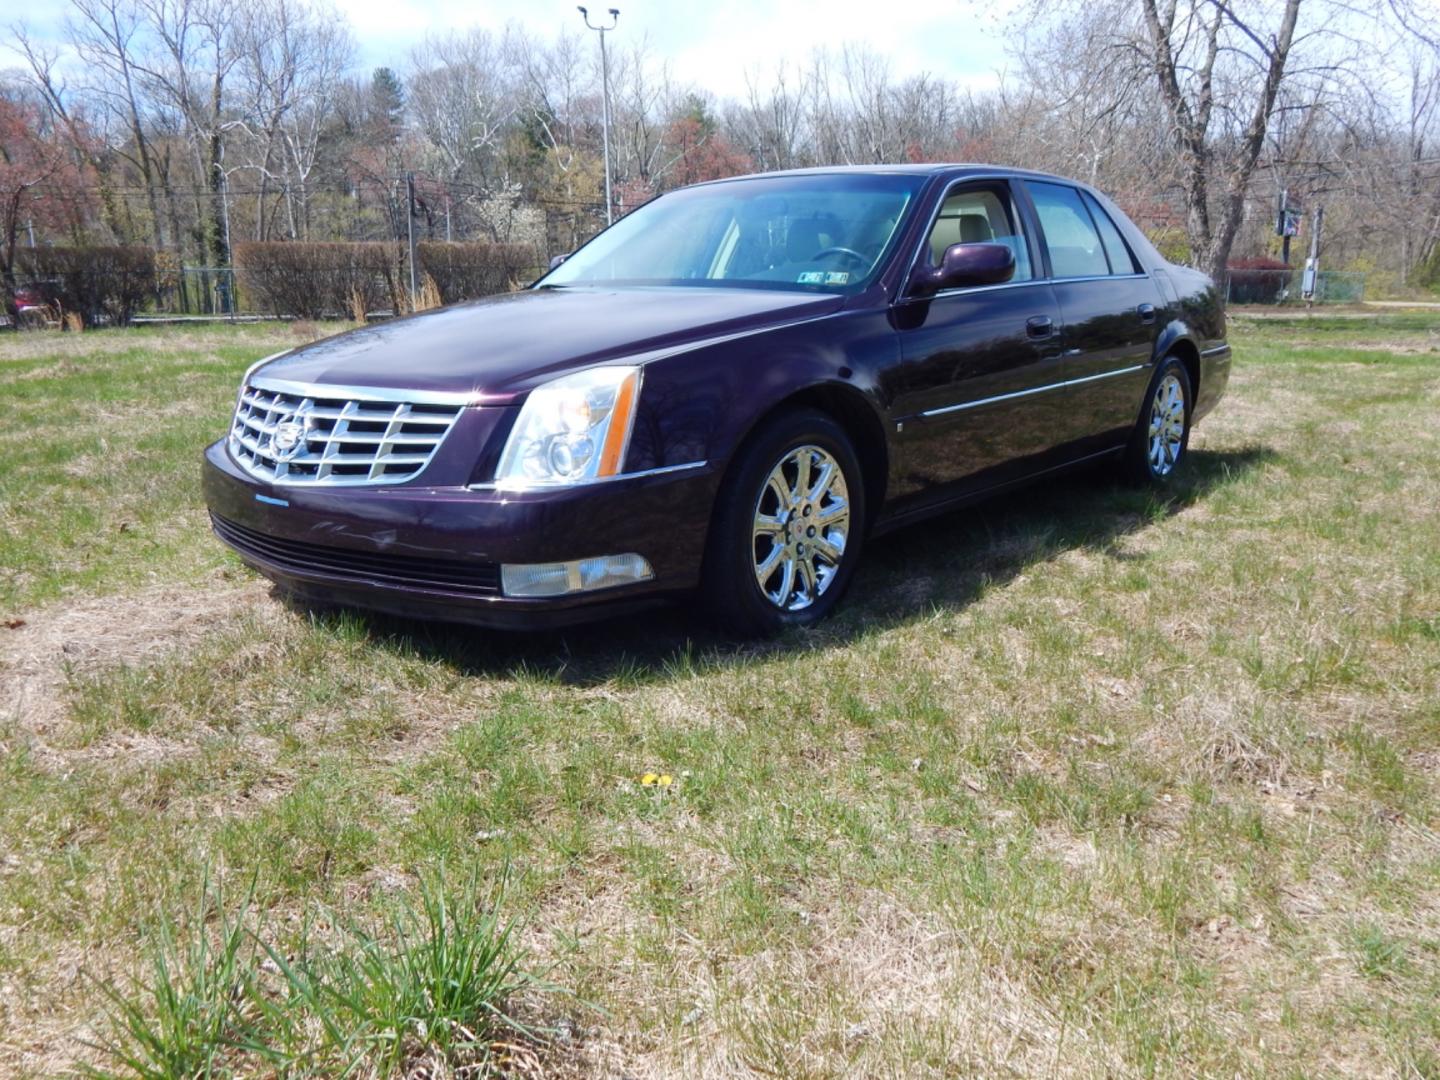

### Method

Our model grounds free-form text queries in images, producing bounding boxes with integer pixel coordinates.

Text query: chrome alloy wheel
[1148,373,1186,476]
[752,444,851,611]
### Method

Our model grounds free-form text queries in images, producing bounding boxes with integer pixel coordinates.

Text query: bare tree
[1137,0,1308,281]
[609,37,677,188]
[234,0,352,239]
[276,14,350,240]
[59,0,171,250]
[730,63,806,171]
[407,29,516,190]
[134,0,243,263]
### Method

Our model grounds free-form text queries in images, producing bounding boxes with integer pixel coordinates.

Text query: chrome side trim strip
[1200,344,1232,357]
[249,375,480,407]
[920,382,1062,417]
[918,364,1146,419]
[466,460,708,492]
[921,273,1153,302]
[927,279,1053,300]
[1064,363,1147,387]
[1049,273,1150,284]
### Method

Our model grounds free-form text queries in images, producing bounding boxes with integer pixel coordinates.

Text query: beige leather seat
[928,213,994,262]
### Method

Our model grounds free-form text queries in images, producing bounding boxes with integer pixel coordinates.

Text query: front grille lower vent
[229,381,465,485]
[211,514,500,596]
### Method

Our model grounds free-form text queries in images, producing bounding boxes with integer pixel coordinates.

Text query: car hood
[255,286,844,402]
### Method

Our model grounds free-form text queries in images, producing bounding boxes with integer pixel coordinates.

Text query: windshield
[540,173,923,293]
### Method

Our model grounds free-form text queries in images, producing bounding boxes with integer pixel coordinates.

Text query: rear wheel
[1123,357,1192,485]
[703,409,866,637]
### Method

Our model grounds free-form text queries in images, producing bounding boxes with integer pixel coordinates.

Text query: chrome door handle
[1026,315,1054,338]
[1137,303,1156,324]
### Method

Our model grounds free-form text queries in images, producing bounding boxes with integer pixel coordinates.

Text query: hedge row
[1226,256,1292,304]
[233,241,541,319]
[417,242,542,304]
[232,242,404,320]
[12,246,157,326]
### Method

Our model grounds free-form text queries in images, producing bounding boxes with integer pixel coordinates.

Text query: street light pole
[577,6,619,226]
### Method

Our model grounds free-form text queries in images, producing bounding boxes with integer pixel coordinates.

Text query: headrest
[958,214,993,244]
[787,218,826,261]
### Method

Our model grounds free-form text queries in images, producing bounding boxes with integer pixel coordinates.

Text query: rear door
[1022,180,1163,454]
[886,178,1067,511]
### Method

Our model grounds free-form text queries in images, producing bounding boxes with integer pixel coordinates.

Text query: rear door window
[1027,182,1110,279]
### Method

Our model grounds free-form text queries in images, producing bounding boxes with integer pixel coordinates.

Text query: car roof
[694,164,1080,186]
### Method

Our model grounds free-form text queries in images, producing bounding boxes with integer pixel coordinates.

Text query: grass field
[1,312,1438,1078]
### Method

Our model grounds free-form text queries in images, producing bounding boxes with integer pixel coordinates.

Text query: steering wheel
[811,246,869,268]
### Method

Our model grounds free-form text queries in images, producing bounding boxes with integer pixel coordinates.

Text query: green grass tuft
[85,869,540,1079]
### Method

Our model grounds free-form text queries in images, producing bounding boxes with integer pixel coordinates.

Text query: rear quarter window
[1081,190,1141,275]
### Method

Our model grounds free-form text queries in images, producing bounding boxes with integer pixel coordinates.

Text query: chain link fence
[6,251,548,326]
[1225,268,1366,306]
[9,258,1373,327]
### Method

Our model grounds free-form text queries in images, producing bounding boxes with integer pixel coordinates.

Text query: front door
[886,180,1067,512]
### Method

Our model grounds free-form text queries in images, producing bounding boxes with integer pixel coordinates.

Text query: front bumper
[202,438,718,629]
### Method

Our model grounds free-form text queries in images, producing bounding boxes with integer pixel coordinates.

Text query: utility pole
[406,172,418,310]
[220,171,233,263]
[1302,206,1324,307]
[578,6,619,226]
[1277,188,1297,266]
[1280,189,1290,266]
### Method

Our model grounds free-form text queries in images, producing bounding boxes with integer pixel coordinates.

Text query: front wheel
[1123,357,1192,485]
[703,409,866,637]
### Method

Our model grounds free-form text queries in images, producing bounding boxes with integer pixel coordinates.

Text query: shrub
[1226,256,1293,305]
[417,241,543,303]
[15,246,157,326]
[1146,228,1190,266]
[414,273,443,312]
[233,242,405,319]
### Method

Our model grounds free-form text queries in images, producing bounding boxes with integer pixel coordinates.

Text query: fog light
[501,553,654,598]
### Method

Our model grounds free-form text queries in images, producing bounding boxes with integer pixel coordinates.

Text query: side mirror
[548,253,571,271]
[909,242,1015,296]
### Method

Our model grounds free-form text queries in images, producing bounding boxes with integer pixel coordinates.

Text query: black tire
[702,408,867,637]
[1122,356,1193,485]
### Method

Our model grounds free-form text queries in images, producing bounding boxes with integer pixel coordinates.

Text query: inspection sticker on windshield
[824,271,850,285]
[797,271,825,284]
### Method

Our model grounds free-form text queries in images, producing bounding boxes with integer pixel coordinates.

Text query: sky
[3,0,1021,100]
[342,0,1018,96]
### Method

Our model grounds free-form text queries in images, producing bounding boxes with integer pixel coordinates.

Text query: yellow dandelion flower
[641,773,658,786]
[658,774,673,786]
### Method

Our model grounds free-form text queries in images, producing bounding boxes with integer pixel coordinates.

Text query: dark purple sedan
[203,165,1231,635]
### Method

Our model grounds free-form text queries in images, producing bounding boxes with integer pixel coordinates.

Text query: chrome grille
[229,379,466,485]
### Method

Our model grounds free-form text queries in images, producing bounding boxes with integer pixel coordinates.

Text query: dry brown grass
[414,273,444,312]
[348,284,370,324]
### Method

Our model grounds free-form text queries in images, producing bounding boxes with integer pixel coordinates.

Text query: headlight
[494,366,642,488]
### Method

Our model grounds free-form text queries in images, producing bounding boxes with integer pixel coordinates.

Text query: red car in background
[7,282,62,328]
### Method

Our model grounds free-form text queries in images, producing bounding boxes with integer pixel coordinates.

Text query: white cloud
[340,0,1016,97]
[4,0,1020,101]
